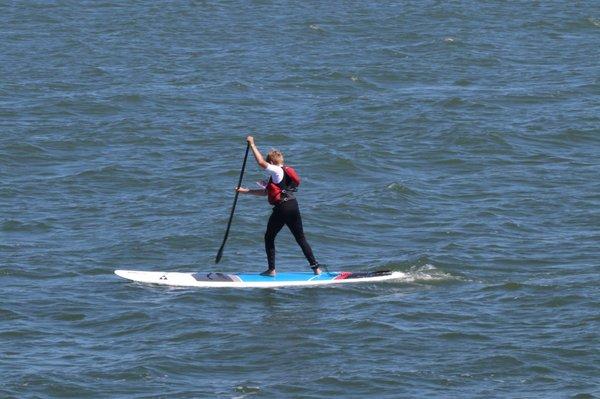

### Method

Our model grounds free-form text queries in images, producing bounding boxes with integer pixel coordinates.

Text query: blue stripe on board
[236,272,339,282]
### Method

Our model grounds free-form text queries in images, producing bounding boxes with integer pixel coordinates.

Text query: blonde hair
[266,149,284,165]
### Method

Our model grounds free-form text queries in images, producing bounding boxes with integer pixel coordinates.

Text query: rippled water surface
[2,1,599,398]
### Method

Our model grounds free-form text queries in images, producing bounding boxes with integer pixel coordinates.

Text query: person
[237,136,321,276]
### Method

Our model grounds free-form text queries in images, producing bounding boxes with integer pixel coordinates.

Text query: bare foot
[260,269,276,277]
[312,267,321,275]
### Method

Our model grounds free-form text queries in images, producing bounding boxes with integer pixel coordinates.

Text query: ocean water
[1,1,599,398]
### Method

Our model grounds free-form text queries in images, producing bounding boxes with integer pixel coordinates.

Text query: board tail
[334,270,392,280]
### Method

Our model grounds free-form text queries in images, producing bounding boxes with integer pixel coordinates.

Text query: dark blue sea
[2,1,599,398]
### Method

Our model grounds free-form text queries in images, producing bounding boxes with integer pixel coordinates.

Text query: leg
[284,202,318,268]
[264,209,285,273]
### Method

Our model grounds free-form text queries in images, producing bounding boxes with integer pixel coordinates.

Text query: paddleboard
[114,269,403,288]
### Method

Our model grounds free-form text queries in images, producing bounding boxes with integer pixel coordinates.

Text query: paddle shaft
[215,142,250,263]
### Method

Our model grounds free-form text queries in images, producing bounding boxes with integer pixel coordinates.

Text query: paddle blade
[215,246,224,264]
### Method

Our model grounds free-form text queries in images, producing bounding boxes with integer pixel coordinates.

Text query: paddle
[215,142,250,264]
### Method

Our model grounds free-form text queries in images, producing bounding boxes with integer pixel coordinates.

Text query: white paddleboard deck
[114,269,403,288]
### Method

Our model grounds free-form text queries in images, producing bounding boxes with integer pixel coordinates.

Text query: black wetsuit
[265,198,317,270]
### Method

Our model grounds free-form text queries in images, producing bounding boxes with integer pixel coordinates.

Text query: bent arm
[247,136,269,169]
[237,187,267,196]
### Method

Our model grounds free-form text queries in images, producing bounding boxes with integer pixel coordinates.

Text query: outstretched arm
[247,136,269,169]
[236,187,267,196]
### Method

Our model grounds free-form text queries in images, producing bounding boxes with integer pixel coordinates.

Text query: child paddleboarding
[237,136,321,276]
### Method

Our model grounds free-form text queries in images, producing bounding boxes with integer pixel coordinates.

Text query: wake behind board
[114,269,402,288]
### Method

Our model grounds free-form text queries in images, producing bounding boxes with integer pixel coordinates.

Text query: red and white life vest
[267,165,301,205]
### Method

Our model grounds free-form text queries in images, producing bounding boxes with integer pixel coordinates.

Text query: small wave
[1,219,53,233]
[108,93,144,103]
[564,17,600,30]
[52,313,86,322]
[1,142,50,163]
[439,96,466,107]
[74,164,121,179]
[234,384,261,396]
[454,78,471,86]
[0,308,21,320]
[521,19,555,29]
[172,330,213,342]
[386,182,417,198]
[53,97,121,115]
[0,328,45,339]
[480,281,564,294]
[3,142,47,155]
[589,17,600,28]
[447,131,514,156]
[572,394,596,399]
[320,154,359,173]
[145,234,200,250]
[542,295,585,308]
[379,261,462,284]
[381,48,408,58]
[552,128,598,144]
[501,281,523,291]
[407,263,460,283]
[439,331,491,341]
[433,157,467,166]
[225,81,250,91]
[66,164,153,188]
[83,65,110,77]
[474,354,524,367]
